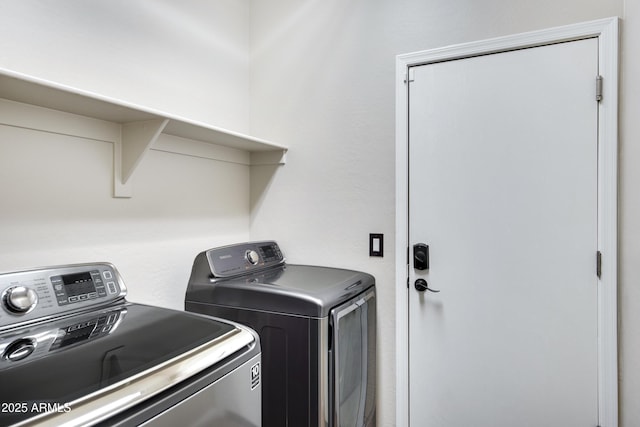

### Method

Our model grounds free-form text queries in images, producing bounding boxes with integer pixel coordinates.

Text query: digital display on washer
[61,272,97,297]
[260,245,276,259]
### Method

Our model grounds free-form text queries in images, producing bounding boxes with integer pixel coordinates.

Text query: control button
[107,282,117,294]
[103,271,113,280]
[245,250,260,265]
[68,296,79,303]
[3,286,38,314]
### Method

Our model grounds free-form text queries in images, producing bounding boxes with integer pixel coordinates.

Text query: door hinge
[404,68,415,84]
[597,251,602,279]
[596,75,603,102]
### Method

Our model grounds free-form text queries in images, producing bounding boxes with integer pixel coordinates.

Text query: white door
[408,38,599,426]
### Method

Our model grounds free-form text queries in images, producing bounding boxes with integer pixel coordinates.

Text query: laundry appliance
[0,263,261,427]
[185,241,376,427]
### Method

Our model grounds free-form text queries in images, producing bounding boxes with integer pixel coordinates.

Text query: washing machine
[0,263,261,427]
[185,241,376,427]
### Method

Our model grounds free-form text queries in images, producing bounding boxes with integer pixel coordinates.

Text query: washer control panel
[0,263,126,330]
[206,241,284,279]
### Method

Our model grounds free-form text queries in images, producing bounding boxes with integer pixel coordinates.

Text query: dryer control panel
[0,263,126,330]
[205,241,285,279]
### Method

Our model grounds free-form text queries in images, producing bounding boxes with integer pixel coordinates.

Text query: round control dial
[245,250,260,265]
[3,286,38,314]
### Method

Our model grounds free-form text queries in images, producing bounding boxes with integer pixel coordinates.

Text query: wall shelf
[0,68,287,198]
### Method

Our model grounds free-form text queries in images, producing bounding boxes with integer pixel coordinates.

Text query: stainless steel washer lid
[0,303,257,427]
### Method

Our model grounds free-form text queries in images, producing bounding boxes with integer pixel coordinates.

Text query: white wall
[0,0,253,310]
[248,1,633,426]
[0,0,250,130]
[619,0,640,424]
[0,124,250,309]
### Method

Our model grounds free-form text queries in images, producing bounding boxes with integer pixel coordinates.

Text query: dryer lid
[187,263,375,318]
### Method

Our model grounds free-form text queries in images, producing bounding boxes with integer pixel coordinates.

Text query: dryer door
[330,288,376,427]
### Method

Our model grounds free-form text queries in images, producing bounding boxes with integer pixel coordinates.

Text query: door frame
[395,17,619,427]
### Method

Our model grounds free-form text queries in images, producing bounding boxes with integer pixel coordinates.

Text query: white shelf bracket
[114,118,169,198]
[250,149,288,166]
